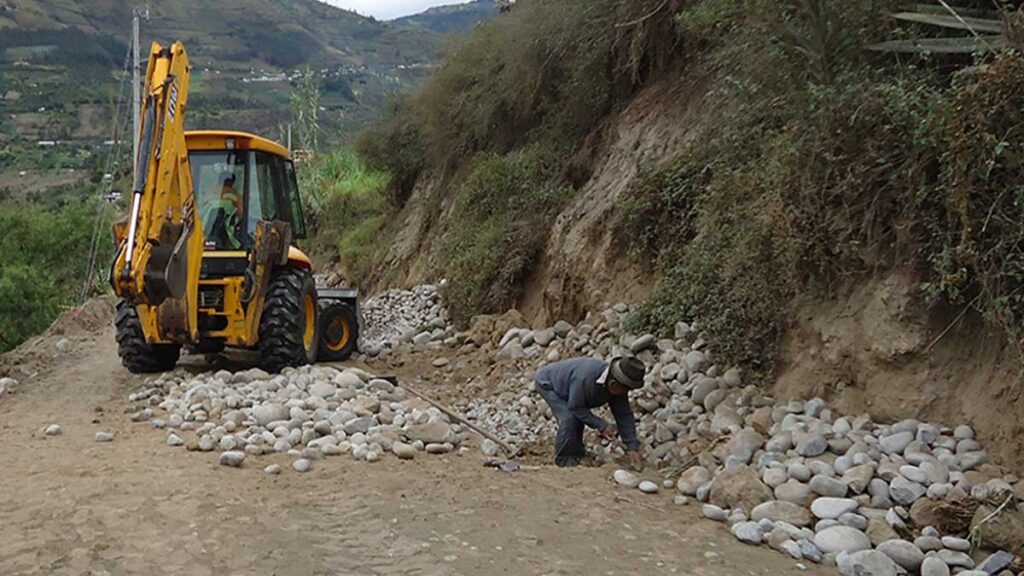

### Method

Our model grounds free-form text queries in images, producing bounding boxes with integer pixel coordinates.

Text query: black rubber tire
[317,302,359,362]
[258,268,318,373]
[115,300,181,373]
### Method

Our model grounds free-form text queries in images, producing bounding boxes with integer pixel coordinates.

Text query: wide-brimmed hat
[609,356,646,389]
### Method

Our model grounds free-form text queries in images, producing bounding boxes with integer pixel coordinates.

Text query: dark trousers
[536,383,585,467]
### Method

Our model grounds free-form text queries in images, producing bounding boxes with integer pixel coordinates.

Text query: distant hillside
[393,1,500,34]
[0,0,456,159]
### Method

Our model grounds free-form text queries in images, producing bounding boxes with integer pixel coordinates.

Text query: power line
[78,37,135,305]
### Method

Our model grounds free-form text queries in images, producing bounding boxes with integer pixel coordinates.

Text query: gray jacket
[534,357,639,450]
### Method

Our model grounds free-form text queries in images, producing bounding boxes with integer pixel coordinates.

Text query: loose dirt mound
[0,296,115,379]
[775,270,1024,472]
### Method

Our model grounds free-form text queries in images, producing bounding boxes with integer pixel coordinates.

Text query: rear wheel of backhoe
[258,269,318,373]
[318,302,359,362]
[115,300,181,373]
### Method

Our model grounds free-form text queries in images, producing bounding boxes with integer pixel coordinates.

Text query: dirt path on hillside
[0,325,830,576]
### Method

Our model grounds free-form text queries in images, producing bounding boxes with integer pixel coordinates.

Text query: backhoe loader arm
[111,42,203,342]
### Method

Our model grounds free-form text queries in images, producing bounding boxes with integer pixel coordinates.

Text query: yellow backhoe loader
[110,41,359,373]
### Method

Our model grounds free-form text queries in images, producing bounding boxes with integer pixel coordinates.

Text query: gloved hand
[627,450,644,471]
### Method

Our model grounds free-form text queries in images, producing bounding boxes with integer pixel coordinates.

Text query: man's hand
[600,425,618,441]
[627,450,644,471]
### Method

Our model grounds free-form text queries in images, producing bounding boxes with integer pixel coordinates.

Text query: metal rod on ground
[400,381,516,456]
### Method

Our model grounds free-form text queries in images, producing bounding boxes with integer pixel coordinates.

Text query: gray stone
[264,464,282,475]
[810,474,849,497]
[837,550,900,576]
[393,441,417,460]
[811,497,859,520]
[309,382,336,399]
[44,424,62,436]
[751,500,813,527]
[876,539,925,572]
[776,480,814,505]
[691,377,718,405]
[795,432,828,457]
[727,429,765,464]
[425,442,453,454]
[638,481,660,494]
[978,551,1015,574]
[614,469,640,488]
[481,439,499,457]
[292,458,311,473]
[95,432,113,443]
[934,549,974,569]
[254,403,289,426]
[763,468,789,489]
[838,513,868,530]
[890,476,927,506]
[731,521,763,545]
[166,432,184,446]
[219,451,246,467]
[842,464,876,495]
[921,555,951,576]
[954,425,974,440]
[879,431,915,455]
[404,421,456,445]
[630,334,657,353]
[789,462,812,482]
[940,536,971,552]
[799,539,824,563]
[813,526,871,554]
[915,536,943,552]
[677,466,713,496]
[900,465,928,484]
[702,504,728,521]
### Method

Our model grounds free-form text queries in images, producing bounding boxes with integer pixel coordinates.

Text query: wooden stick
[401,382,517,455]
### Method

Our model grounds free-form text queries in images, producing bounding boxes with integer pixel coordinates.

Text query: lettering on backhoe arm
[182,195,195,235]
[168,84,179,124]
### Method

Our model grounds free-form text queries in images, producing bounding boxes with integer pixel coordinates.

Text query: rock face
[709,465,772,512]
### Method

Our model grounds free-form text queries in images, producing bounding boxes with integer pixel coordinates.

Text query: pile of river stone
[127,364,466,472]
[459,305,1023,576]
[359,283,453,357]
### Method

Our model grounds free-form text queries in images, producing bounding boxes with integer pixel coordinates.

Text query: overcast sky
[321,0,473,20]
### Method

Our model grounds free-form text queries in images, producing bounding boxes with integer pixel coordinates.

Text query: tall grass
[300,150,389,285]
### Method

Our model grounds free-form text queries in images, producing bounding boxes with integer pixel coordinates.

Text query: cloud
[321,0,473,20]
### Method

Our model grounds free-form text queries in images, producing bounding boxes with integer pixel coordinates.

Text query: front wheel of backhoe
[317,302,359,362]
[115,300,181,373]
[258,269,318,373]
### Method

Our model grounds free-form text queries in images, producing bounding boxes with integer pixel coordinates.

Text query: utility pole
[132,7,149,179]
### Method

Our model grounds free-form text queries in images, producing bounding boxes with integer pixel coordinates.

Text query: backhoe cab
[111,42,359,373]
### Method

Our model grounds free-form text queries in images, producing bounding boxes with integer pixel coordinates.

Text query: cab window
[190,151,246,251]
[282,159,307,239]
[247,152,283,245]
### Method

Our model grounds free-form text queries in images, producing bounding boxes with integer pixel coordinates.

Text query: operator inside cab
[206,172,244,250]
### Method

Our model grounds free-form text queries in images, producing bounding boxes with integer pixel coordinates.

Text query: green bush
[0,200,107,352]
[438,144,572,325]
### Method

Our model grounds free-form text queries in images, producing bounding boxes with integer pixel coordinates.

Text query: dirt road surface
[0,324,831,576]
